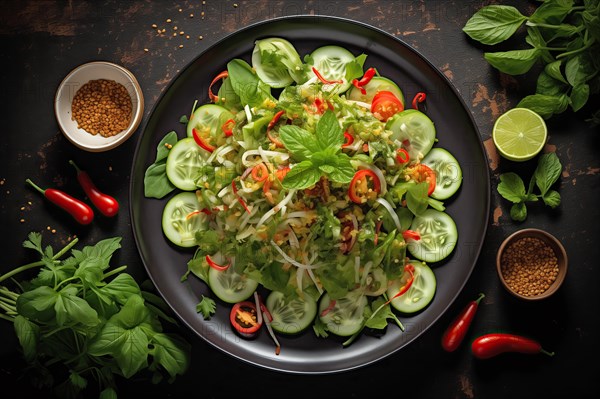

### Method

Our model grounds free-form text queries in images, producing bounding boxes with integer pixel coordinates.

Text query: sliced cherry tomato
[371,90,404,122]
[349,169,381,204]
[407,164,436,196]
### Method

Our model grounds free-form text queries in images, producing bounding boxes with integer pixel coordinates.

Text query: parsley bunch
[463,0,600,124]
[0,232,190,399]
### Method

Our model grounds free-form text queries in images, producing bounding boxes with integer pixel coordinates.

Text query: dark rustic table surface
[1,1,598,398]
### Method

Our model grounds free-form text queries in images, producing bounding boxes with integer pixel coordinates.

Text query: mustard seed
[500,237,559,297]
[71,79,132,138]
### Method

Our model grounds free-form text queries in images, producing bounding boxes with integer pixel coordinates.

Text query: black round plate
[130,15,490,374]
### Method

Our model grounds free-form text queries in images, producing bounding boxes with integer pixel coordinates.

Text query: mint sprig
[280,110,355,189]
[497,152,563,221]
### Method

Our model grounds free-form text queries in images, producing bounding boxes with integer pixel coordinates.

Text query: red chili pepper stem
[25,178,94,225]
[69,160,119,217]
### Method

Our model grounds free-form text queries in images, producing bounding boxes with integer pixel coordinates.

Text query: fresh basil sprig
[0,232,191,398]
[497,152,562,221]
[280,110,355,189]
[463,1,599,123]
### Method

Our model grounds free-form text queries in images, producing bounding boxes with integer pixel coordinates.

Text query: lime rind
[492,108,547,162]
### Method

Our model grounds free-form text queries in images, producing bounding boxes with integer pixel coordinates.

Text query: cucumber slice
[407,209,458,263]
[346,76,405,104]
[387,260,436,314]
[422,147,463,200]
[309,45,356,92]
[318,292,367,337]
[386,109,436,161]
[208,263,259,304]
[252,37,303,88]
[265,291,318,335]
[186,103,235,143]
[161,191,207,248]
[165,138,210,191]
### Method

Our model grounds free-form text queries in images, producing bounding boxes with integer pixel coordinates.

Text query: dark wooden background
[1,1,598,398]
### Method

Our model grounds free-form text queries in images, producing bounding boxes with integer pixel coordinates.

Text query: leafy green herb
[143,131,178,199]
[280,110,355,189]
[463,1,599,123]
[0,232,191,398]
[196,295,216,319]
[497,152,563,221]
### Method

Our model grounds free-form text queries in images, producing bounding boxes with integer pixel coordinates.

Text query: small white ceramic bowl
[54,61,144,152]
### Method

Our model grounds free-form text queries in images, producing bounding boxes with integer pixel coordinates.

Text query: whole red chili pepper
[69,160,119,217]
[26,178,94,225]
[441,292,485,352]
[471,333,555,359]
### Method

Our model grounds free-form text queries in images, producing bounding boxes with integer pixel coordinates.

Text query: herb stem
[0,237,79,284]
[103,265,128,279]
[0,313,14,322]
[557,40,592,59]
[0,286,19,301]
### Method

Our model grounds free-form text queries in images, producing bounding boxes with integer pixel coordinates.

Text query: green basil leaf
[497,172,527,203]
[463,5,527,45]
[510,202,528,222]
[114,326,149,378]
[144,162,175,199]
[534,152,562,196]
[99,388,118,399]
[484,48,541,75]
[88,322,128,357]
[279,125,320,160]
[151,333,191,379]
[536,71,567,96]
[542,189,562,208]
[327,154,355,184]
[544,60,568,84]
[55,291,99,327]
[529,0,574,25]
[516,93,569,119]
[316,110,344,150]
[103,273,142,306]
[227,59,274,107]
[525,27,554,64]
[582,10,600,43]
[282,161,321,189]
[13,315,39,363]
[565,53,596,87]
[406,182,429,216]
[570,83,590,112]
[16,286,58,322]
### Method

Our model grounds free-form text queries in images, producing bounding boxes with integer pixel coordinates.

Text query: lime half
[492,108,547,162]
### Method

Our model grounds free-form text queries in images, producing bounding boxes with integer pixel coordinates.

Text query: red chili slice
[348,169,381,204]
[412,92,427,110]
[192,128,216,152]
[205,254,230,271]
[209,70,228,103]
[230,301,262,337]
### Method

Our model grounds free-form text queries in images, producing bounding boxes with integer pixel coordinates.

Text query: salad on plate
[143,37,463,352]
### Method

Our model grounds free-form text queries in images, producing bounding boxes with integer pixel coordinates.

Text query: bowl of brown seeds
[496,228,568,301]
[55,61,144,152]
